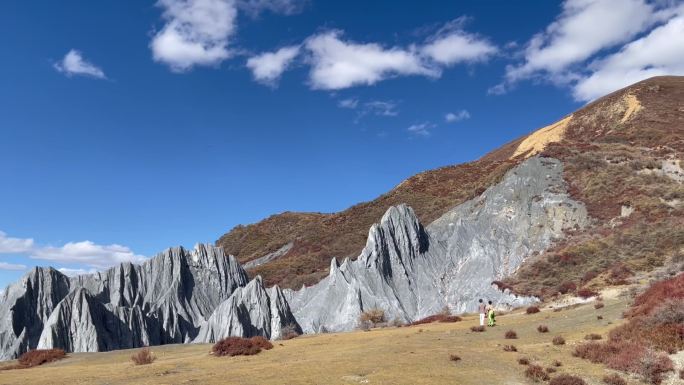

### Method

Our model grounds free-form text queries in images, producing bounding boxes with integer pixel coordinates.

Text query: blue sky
[1,0,683,288]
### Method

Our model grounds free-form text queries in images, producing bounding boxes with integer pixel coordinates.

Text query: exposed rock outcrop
[286,157,589,333]
[194,276,301,342]
[0,156,588,358]
[1,244,301,359]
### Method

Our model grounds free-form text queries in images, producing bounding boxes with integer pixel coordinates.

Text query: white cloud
[305,30,439,90]
[54,50,107,79]
[30,241,147,269]
[237,0,307,17]
[445,110,470,123]
[505,0,656,84]
[421,20,497,66]
[151,0,237,72]
[247,45,300,85]
[57,267,98,277]
[0,262,27,271]
[0,231,34,253]
[573,13,684,101]
[407,122,435,136]
[0,231,146,271]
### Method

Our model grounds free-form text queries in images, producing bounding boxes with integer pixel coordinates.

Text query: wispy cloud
[0,262,27,271]
[150,0,237,72]
[407,122,435,136]
[337,98,359,109]
[445,110,470,123]
[237,0,308,17]
[246,45,300,85]
[54,50,107,79]
[0,231,146,271]
[338,98,400,121]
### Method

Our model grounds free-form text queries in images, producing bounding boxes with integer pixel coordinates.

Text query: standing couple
[478,299,496,327]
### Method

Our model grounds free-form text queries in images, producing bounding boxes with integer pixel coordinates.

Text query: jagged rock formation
[286,157,589,333]
[194,276,301,343]
[0,268,70,360]
[0,244,300,360]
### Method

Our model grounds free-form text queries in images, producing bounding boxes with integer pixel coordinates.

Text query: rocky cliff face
[286,157,588,333]
[0,244,300,359]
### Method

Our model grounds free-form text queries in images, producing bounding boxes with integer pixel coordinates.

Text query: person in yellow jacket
[486,300,496,327]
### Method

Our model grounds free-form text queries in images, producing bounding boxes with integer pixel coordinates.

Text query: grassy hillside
[0,289,647,385]
[217,76,684,290]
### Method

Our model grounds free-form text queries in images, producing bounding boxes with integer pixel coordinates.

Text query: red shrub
[608,263,633,285]
[505,330,518,339]
[627,273,684,318]
[525,364,550,382]
[577,288,599,299]
[574,341,674,384]
[602,374,626,385]
[518,357,530,365]
[470,326,486,332]
[16,349,66,368]
[549,374,586,385]
[411,314,462,325]
[212,336,273,357]
[549,374,587,385]
[130,347,155,366]
[526,306,541,314]
[249,336,274,350]
[537,325,550,333]
[552,336,566,345]
[557,281,577,294]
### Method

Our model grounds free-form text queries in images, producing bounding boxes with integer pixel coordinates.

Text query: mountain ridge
[218,76,683,290]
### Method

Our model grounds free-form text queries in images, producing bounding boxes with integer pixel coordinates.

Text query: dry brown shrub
[585,333,602,340]
[410,314,461,325]
[594,302,605,309]
[549,374,586,385]
[212,336,273,357]
[359,308,386,329]
[130,348,155,366]
[279,324,300,340]
[10,349,67,369]
[503,345,517,352]
[537,325,549,333]
[505,330,518,339]
[526,306,541,314]
[525,364,550,382]
[470,325,485,332]
[449,354,461,362]
[552,336,566,345]
[518,357,530,365]
[602,374,627,385]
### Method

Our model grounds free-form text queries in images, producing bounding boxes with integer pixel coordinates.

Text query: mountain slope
[217,76,684,290]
